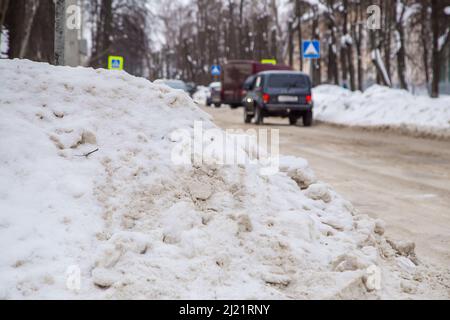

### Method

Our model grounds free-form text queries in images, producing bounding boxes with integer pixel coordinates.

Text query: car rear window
[164,81,187,90]
[267,74,309,88]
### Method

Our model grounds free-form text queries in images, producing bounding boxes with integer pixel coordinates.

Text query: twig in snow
[75,148,99,158]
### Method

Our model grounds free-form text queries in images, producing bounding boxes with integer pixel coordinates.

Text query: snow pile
[193,85,209,105]
[313,85,450,138]
[0,59,448,299]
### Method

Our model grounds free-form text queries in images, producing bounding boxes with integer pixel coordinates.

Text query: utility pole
[54,0,66,65]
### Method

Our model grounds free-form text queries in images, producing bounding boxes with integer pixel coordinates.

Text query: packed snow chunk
[313,84,450,138]
[280,156,317,189]
[304,183,333,203]
[0,59,448,300]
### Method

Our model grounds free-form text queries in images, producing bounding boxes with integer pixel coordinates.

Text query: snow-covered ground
[313,85,450,139]
[0,59,449,299]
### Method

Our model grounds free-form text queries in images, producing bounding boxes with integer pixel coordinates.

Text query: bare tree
[353,1,363,90]
[4,0,55,63]
[54,0,65,65]
[395,0,408,90]
[295,0,304,70]
[311,4,321,85]
[430,0,449,97]
[18,0,39,58]
[322,0,339,85]
[0,0,10,44]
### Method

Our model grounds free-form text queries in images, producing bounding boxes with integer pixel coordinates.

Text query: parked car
[186,82,197,97]
[220,60,292,109]
[155,79,190,93]
[242,71,314,126]
[206,82,222,107]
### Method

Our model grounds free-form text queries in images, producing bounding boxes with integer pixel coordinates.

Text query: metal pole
[54,0,66,65]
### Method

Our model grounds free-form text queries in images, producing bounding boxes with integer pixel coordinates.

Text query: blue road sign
[112,60,120,68]
[302,40,320,59]
[211,65,221,76]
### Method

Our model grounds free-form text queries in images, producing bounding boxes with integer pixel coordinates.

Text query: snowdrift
[193,85,209,105]
[0,59,448,299]
[313,85,450,139]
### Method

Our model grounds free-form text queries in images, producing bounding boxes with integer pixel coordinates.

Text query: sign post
[108,56,124,71]
[302,40,321,84]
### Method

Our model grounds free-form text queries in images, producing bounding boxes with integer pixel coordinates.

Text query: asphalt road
[201,105,450,268]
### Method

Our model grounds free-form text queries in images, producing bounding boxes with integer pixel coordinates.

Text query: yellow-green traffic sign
[108,56,124,70]
[261,59,277,65]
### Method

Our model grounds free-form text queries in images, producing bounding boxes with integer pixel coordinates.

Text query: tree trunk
[396,15,408,90]
[420,4,430,92]
[311,6,321,86]
[288,18,294,67]
[382,0,393,82]
[238,0,245,58]
[0,0,10,42]
[343,1,355,91]
[347,42,356,91]
[325,11,338,85]
[352,2,364,91]
[20,0,39,59]
[340,1,349,88]
[90,0,113,68]
[54,0,65,65]
[296,0,303,71]
[430,0,448,98]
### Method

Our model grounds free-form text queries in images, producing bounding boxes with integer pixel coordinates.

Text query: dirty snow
[0,59,449,299]
[313,85,450,139]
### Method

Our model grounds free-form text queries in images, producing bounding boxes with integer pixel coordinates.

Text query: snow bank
[0,59,448,299]
[313,85,450,139]
[193,85,209,105]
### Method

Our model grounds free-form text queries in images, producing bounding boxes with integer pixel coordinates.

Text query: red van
[221,60,292,108]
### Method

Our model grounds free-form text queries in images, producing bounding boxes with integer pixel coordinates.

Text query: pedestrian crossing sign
[108,56,124,70]
[211,65,221,76]
[302,40,320,59]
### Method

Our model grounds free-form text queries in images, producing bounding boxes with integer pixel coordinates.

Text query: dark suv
[242,71,313,126]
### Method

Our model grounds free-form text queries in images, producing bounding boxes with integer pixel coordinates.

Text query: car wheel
[206,100,211,107]
[254,106,263,125]
[303,110,313,127]
[289,116,298,125]
[230,104,240,109]
[214,103,221,108]
[244,109,252,124]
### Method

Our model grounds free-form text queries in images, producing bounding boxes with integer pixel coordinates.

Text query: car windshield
[267,74,308,89]
[243,76,255,88]
[164,81,187,90]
